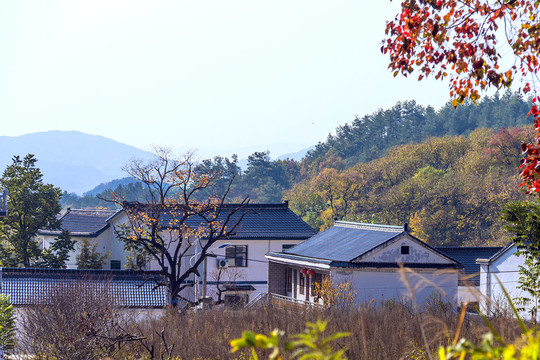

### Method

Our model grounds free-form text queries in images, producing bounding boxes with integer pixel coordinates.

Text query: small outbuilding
[266,221,462,306]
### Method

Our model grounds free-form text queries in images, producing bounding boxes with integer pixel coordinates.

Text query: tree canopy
[287,127,532,246]
[382,0,540,193]
[111,148,249,308]
[0,155,62,267]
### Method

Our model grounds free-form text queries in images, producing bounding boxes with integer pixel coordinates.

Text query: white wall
[155,237,303,303]
[479,245,538,321]
[360,235,453,265]
[39,212,129,270]
[289,266,458,306]
[331,268,458,305]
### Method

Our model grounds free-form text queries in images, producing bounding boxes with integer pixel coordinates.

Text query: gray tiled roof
[0,268,167,308]
[129,202,317,240]
[283,221,404,262]
[437,247,503,286]
[39,209,121,237]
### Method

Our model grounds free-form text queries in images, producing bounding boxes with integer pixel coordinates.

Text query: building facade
[266,221,462,306]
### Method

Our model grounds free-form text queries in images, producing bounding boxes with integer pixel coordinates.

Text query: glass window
[110,260,121,270]
[225,245,248,267]
[286,268,292,293]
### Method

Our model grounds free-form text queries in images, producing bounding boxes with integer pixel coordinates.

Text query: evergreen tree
[34,230,76,268]
[0,154,62,267]
[76,239,108,269]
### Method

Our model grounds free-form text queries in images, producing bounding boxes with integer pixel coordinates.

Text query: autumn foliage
[382,0,540,193]
[286,127,532,246]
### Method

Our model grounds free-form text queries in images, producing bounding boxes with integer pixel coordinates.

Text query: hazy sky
[0,1,453,159]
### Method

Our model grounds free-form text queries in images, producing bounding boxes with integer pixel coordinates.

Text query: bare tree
[111,148,249,308]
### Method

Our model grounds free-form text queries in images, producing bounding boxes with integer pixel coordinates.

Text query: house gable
[355,234,455,265]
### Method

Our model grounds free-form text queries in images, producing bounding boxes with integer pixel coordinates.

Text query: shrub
[18,279,134,360]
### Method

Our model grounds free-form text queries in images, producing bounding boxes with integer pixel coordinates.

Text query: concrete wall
[167,238,304,303]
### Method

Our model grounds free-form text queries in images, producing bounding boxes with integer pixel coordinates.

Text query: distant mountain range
[0,131,153,194]
[0,131,312,195]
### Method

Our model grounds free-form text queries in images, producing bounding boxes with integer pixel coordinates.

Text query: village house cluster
[0,197,534,318]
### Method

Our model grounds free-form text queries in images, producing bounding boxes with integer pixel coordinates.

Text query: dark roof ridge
[477,242,515,265]
[0,267,163,278]
[124,201,290,209]
[64,208,119,216]
[334,221,403,233]
[435,246,504,250]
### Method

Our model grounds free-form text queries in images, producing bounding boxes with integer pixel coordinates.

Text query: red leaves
[382,0,540,193]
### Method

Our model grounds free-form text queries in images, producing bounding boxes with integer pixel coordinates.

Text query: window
[299,272,305,295]
[110,260,121,270]
[401,245,410,255]
[225,245,248,267]
[282,244,295,251]
[225,294,249,308]
[293,269,297,298]
[286,268,292,293]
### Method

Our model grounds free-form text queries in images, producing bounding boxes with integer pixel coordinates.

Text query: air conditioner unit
[216,256,228,269]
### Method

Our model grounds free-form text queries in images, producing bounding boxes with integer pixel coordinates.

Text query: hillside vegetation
[287,127,531,246]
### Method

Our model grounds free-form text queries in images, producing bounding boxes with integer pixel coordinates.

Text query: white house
[266,221,462,306]
[38,202,316,306]
[477,243,538,321]
[37,209,125,270]
[436,247,503,305]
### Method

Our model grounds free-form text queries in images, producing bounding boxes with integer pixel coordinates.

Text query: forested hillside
[287,127,531,246]
[303,91,530,173]
[61,92,533,246]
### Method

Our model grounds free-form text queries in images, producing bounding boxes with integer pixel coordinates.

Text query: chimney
[403,223,409,232]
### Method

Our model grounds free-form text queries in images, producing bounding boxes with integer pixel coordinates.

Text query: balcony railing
[246,292,322,309]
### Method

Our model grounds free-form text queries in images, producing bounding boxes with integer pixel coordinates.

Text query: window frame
[225,245,248,267]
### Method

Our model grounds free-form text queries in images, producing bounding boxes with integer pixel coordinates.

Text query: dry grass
[129,301,523,360]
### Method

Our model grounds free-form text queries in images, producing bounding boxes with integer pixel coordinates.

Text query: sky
[0,1,454,159]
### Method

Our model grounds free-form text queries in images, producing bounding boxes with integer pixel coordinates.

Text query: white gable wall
[358,234,453,265]
[479,245,538,321]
